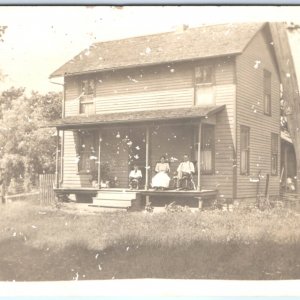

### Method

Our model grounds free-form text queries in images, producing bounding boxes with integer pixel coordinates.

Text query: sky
[1,6,300,94]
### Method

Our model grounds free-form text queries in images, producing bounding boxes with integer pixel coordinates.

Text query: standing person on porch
[176,154,195,190]
[151,156,170,190]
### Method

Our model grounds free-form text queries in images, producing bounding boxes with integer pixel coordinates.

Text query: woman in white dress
[151,156,170,190]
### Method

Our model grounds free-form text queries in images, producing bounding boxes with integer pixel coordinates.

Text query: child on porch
[129,164,142,190]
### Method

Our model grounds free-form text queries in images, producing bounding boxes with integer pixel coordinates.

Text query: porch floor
[54,187,217,197]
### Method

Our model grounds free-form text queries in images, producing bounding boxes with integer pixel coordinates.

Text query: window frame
[200,124,215,175]
[194,65,215,106]
[271,133,279,176]
[79,78,96,115]
[193,124,215,175]
[263,69,272,116]
[240,125,250,176]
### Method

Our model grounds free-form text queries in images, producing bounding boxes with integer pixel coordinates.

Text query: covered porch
[51,106,224,208]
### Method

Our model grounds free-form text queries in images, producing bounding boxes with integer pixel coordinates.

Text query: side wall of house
[202,61,236,199]
[62,59,236,194]
[236,29,281,199]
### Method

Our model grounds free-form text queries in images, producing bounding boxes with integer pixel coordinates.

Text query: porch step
[95,191,137,201]
[92,190,138,209]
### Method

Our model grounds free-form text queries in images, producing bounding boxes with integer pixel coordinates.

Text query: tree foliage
[0,26,7,42]
[0,26,7,81]
[0,87,62,193]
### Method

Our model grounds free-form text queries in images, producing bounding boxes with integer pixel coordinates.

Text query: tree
[0,87,62,193]
[270,23,300,192]
[0,26,7,81]
[0,26,7,42]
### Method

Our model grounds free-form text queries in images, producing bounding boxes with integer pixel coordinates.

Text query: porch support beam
[98,130,102,189]
[145,126,150,190]
[55,129,60,189]
[197,121,202,191]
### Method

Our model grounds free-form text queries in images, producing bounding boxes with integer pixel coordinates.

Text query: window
[201,125,215,174]
[194,66,215,106]
[240,126,250,175]
[80,79,95,114]
[264,70,271,115]
[271,133,278,175]
[194,125,215,174]
[78,131,97,173]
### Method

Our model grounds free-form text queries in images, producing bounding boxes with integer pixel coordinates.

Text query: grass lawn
[0,200,300,281]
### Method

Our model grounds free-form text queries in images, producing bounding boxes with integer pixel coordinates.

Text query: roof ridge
[90,22,264,47]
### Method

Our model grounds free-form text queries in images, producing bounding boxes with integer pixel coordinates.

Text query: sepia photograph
[1,5,300,292]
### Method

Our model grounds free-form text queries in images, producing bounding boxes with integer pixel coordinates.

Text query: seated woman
[151,156,170,190]
[129,164,142,189]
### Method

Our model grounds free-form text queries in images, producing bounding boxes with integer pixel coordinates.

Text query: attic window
[80,79,95,115]
[194,66,215,106]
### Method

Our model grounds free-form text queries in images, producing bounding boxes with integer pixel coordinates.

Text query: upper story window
[240,125,250,175]
[80,79,95,115]
[271,133,279,176]
[194,65,215,106]
[263,70,271,116]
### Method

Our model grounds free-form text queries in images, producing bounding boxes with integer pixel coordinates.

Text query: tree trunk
[269,23,300,194]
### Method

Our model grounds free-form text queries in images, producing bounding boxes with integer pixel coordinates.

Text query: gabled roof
[48,105,225,129]
[50,23,265,78]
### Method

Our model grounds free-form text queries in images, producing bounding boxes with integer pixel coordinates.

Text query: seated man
[129,164,143,189]
[176,154,196,190]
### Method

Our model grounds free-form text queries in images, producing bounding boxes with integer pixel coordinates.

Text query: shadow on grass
[0,238,300,281]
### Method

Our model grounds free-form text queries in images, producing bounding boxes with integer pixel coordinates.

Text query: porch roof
[48,105,225,129]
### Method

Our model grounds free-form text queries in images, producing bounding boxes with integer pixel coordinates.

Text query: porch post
[97,130,102,189]
[197,121,202,191]
[145,126,150,190]
[55,128,60,189]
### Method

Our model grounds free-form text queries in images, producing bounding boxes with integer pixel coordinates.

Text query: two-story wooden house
[49,22,283,209]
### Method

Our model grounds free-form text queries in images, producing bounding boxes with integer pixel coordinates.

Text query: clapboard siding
[65,77,79,117]
[95,63,193,113]
[95,88,193,113]
[63,58,236,116]
[97,64,193,95]
[236,30,281,199]
[200,81,236,199]
[62,131,92,188]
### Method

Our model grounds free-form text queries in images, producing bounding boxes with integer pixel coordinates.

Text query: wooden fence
[39,173,56,206]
